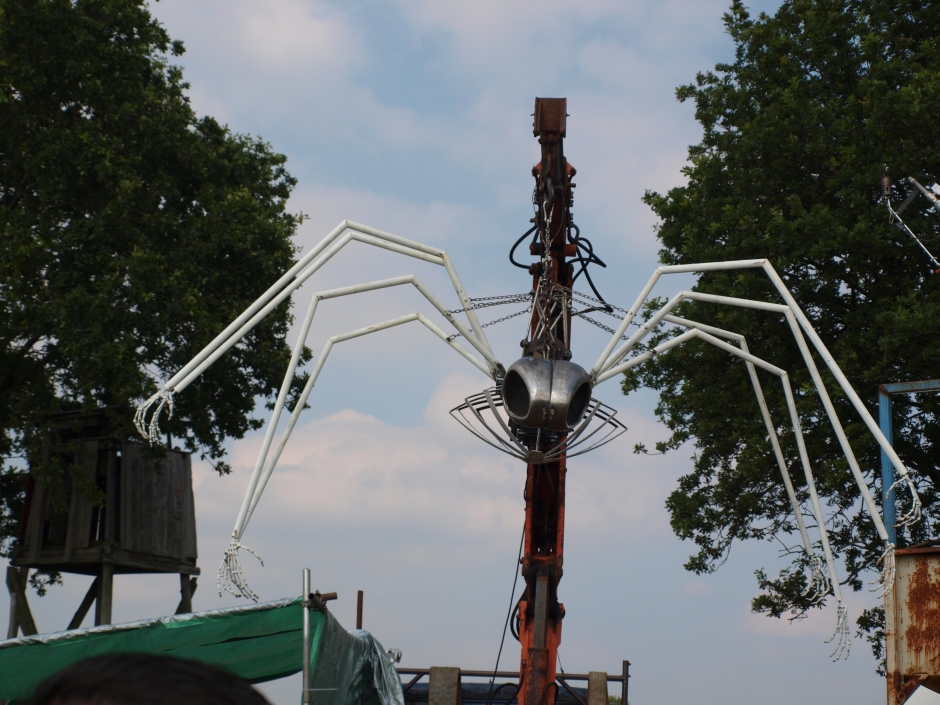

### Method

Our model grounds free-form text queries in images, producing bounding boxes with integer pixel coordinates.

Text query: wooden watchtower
[6,409,199,636]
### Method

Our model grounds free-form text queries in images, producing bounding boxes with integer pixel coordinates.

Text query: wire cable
[487,523,526,705]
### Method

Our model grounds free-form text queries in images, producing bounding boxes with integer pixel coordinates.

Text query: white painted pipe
[780,373,844,604]
[173,231,355,393]
[591,269,663,376]
[603,324,847,601]
[595,328,700,383]
[164,220,350,391]
[780,309,889,542]
[350,232,444,265]
[237,311,492,534]
[597,291,687,375]
[664,316,815,556]
[762,263,915,494]
[234,293,322,541]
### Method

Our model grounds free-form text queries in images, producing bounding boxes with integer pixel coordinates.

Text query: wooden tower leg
[68,578,99,630]
[5,567,37,636]
[175,574,196,615]
[6,582,17,639]
[94,564,113,626]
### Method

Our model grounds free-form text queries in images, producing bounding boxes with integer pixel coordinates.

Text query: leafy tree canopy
[0,0,308,562]
[631,0,940,665]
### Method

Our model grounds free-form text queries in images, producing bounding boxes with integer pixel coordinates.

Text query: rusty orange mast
[516,97,577,705]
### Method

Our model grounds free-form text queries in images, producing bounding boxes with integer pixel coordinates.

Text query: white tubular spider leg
[592,261,914,596]
[660,315,830,606]
[232,273,501,554]
[218,310,497,601]
[134,221,500,443]
[593,259,919,526]
[597,326,850,657]
[234,274,500,535]
[777,306,897,598]
[764,261,920,531]
[689,293,897,598]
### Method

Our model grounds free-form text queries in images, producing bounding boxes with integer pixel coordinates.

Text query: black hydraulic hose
[567,223,612,311]
[487,679,524,705]
[576,262,612,312]
[575,237,606,267]
[510,226,538,269]
[569,226,606,267]
[540,682,558,705]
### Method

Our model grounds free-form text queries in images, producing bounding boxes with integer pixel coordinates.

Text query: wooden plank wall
[62,441,98,561]
[121,444,197,561]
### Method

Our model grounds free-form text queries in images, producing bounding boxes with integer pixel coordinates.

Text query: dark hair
[28,653,272,705]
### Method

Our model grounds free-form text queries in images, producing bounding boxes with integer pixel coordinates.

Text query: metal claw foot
[801,554,831,606]
[133,390,174,445]
[891,476,923,528]
[217,539,264,601]
[824,603,851,661]
[869,543,896,598]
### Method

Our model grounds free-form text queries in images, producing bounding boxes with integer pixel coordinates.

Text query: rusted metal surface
[886,542,940,703]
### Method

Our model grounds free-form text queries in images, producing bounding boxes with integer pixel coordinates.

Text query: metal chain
[571,311,631,341]
[568,287,633,318]
[482,307,532,328]
[447,292,533,315]
[447,306,532,341]
[469,292,533,302]
[445,286,643,345]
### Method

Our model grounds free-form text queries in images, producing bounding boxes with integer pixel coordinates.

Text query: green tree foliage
[0,0,308,564]
[630,0,940,662]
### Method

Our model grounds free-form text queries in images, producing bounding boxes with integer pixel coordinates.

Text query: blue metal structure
[878,379,940,544]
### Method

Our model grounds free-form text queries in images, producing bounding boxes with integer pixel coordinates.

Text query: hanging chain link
[567,287,633,318]
[447,306,533,342]
[566,286,641,340]
[571,311,631,340]
[444,286,644,344]
[446,292,533,316]
[481,306,533,328]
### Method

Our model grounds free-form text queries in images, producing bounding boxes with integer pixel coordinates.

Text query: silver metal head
[501,357,592,431]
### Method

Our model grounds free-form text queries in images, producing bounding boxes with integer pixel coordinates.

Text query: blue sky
[7,1,933,704]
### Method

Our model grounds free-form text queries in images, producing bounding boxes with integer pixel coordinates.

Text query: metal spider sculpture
[133,218,919,662]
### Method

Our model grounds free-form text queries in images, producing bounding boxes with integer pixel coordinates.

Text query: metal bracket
[302,590,338,612]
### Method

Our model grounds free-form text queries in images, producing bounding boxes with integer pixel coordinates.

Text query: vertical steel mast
[517,97,577,705]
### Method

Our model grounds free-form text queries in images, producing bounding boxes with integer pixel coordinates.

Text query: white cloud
[235,0,352,71]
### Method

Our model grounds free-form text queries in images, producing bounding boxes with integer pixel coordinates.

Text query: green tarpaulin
[0,596,405,705]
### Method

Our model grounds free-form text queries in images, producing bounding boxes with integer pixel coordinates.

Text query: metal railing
[396,661,630,705]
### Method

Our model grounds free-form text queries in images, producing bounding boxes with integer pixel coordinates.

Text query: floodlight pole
[517,97,576,705]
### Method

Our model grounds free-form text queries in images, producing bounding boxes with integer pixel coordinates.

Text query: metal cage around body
[450,386,625,464]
